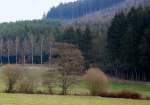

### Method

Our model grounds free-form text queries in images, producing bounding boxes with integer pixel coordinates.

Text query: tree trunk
[40,38,43,64]
[7,40,10,64]
[30,35,34,65]
[23,38,27,64]
[15,37,19,64]
[49,43,52,68]
[0,39,3,64]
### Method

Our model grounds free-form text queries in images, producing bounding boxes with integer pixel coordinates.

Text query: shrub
[84,68,108,96]
[3,64,23,93]
[42,70,57,94]
[16,70,36,94]
[99,90,142,99]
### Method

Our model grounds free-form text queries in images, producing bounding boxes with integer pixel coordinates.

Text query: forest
[107,7,150,81]
[46,0,124,19]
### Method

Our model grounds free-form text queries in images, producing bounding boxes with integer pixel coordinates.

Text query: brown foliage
[55,43,85,95]
[3,64,23,93]
[16,69,36,94]
[99,90,143,99]
[84,68,108,96]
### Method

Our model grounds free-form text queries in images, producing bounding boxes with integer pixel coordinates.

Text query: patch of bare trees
[0,36,56,64]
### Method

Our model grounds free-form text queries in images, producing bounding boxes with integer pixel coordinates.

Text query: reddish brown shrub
[99,90,143,99]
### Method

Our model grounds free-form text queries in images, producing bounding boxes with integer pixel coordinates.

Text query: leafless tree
[7,39,10,64]
[55,43,84,95]
[23,38,27,64]
[15,37,19,64]
[48,36,55,67]
[40,38,44,64]
[29,34,34,65]
[0,38,3,64]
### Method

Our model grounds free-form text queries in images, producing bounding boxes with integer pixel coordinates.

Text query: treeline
[0,35,56,64]
[0,20,61,39]
[107,7,150,81]
[0,20,64,64]
[46,0,123,19]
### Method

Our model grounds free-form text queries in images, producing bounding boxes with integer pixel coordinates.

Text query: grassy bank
[0,93,149,105]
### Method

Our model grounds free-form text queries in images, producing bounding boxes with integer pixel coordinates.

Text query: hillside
[46,0,124,19]
[72,0,150,25]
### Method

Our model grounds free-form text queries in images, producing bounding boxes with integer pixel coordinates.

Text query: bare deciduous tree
[55,43,84,95]
[7,39,10,64]
[40,37,44,64]
[15,37,19,64]
[29,34,34,65]
[0,38,3,64]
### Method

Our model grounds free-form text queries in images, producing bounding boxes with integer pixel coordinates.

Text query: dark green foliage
[107,12,127,64]
[59,26,93,68]
[0,20,62,39]
[46,0,124,19]
[107,7,150,81]
[80,27,93,67]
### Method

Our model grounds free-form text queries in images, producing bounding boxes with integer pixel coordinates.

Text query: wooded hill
[46,0,123,19]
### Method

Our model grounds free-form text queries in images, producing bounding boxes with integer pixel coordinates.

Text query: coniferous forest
[107,7,150,81]
[46,0,123,19]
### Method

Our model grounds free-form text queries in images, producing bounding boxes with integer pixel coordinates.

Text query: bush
[42,70,57,94]
[84,68,108,96]
[16,70,36,94]
[3,64,23,93]
[99,90,143,99]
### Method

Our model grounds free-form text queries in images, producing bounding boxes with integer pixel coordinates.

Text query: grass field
[0,93,149,105]
[0,65,150,95]
[0,65,149,105]
[110,81,150,95]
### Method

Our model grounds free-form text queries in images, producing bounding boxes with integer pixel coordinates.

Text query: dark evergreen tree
[80,26,93,68]
[107,7,150,81]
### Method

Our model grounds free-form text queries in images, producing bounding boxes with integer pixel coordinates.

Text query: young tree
[15,37,19,64]
[23,38,27,64]
[40,37,44,64]
[0,38,3,64]
[55,43,84,95]
[7,39,10,64]
[29,34,34,65]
